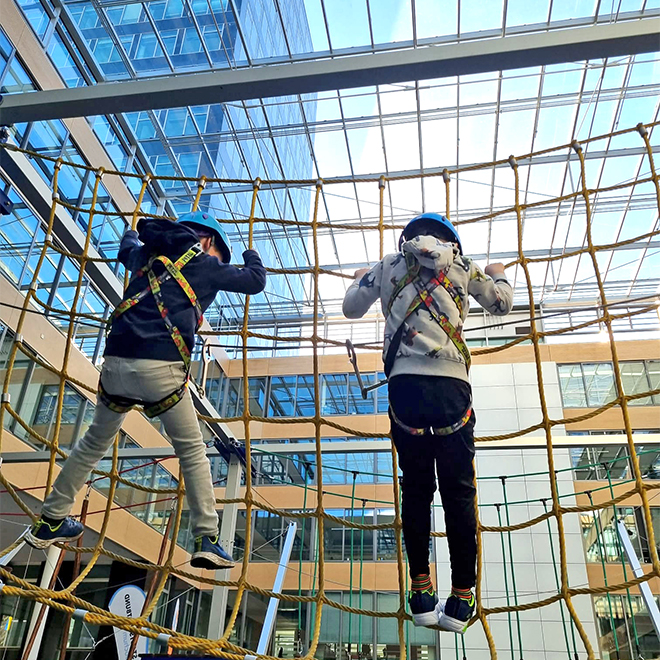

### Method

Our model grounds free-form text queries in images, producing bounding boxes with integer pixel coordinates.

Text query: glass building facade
[9,0,316,342]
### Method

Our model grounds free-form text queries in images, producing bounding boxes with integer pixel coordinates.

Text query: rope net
[0,120,659,659]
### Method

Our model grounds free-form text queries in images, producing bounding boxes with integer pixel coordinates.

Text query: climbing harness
[389,404,473,436]
[384,251,471,376]
[100,243,204,417]
[386,252,472,435]
[97,382,189,419]
[347,251,473,436]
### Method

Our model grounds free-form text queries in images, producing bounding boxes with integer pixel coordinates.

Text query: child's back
[342,213,513,633]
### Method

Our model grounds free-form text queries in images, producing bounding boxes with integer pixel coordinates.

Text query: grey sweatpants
[42,356,219,538]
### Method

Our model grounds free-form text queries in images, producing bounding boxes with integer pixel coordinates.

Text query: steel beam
[5,433,659,463]
[163,144,660,195]
[0,20,658,124]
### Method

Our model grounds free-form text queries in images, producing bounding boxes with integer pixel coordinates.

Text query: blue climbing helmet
[399,212,462,254]
[178,211,232,264]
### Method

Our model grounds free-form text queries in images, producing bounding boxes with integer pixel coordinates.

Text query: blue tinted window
[224,378,241,416]
[295,375,316,417]
[269,375,296,417]
[583,363,617,407]
[47,31,86,87]
[0,186,40,284]
[16,0,50,40]
[26,119,67,183]
[58,150,88,205]
[0,52,36,95]
[68,3,100,30]
[322,374,347,416]
[96,213,128,260]
[348,373,375,414]
[247,377,267,416]
[88,116,130,170]
[376,372,389,413]
[0,28,13,62]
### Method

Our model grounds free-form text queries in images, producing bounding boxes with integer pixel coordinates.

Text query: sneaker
[409,588,442,627]
[191,536,235,570]
[438,592,475,633]
[25,517,84,549]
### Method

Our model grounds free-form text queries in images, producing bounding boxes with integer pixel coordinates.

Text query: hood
[401,234,459,273]
[136,218,199,258]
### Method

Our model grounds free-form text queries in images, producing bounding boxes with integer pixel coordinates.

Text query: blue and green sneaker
[25,517,84,549]
[409,587,442,627]
[438,591,475,633]
[191,535,235,570]
[409,576,442,627]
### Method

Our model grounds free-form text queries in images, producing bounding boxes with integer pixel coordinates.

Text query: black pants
[389,374,477,589]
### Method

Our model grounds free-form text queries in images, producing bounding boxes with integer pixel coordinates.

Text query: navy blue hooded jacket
[104,218,266,363]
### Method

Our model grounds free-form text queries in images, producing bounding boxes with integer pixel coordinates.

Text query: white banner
[107,584,147,660]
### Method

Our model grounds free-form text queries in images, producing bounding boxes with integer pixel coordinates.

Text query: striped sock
[411,574,433,592]
[451,586,473,601]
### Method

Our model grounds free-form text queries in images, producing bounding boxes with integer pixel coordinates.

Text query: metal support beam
[245,521,297,660]
[5,434,659,464]
[0,20,658,123]
[616,519,660,637]
[208,454,243,639]
[170,143,660,195]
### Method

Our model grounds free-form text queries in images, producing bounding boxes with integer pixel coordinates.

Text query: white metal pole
[208,454,243,639]
[616,519,660,636]
[24,545,61,660]
[245,521,298,660]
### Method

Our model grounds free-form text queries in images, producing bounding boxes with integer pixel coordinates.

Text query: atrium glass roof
[6,0,660,345]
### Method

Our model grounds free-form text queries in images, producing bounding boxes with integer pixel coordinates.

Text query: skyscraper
[5,0,316,357]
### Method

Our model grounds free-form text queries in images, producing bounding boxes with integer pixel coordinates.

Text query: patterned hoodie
[342,235,513,383]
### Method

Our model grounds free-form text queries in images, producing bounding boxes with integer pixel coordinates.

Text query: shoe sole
[190,551,235,570]
[438,612,469,633]
[412,601,444,628]
[24,530,83,550]
[412,610,439,627]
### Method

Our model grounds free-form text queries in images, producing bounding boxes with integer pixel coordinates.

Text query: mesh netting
[0,120,659,659]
